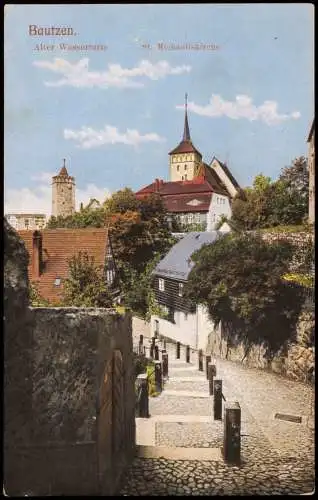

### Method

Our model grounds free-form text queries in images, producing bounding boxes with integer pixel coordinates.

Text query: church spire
[58,158,69,176]
[183,92,191,142]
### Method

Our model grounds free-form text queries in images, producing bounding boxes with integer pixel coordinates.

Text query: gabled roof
[154,231,221,281]
[210,156,241,190]
[307,118,315,142]
[18,228,109,304]
[136,178,214,197]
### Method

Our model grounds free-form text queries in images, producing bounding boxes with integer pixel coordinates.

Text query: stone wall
[206,309,315,384]
[4,220,136,496]
[260,231,314,273]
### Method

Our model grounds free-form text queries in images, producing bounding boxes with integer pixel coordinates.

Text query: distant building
[52,159,76,218]
[151,231,224,349]
[308,119,315,224]
[6,213,47,231]
[18,228,116,304]
[135,94,240,231]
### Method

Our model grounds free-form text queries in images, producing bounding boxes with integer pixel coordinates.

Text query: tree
[29,282,51,307]
[279,156,309,200]
[185,233,305,357]
[62,251,113,307]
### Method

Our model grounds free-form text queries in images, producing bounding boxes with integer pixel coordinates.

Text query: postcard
[4,3,314,497]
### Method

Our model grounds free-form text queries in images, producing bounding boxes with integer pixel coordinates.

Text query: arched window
[184,164,187,170]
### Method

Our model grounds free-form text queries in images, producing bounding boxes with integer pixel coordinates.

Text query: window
[184,164,187,170]
[184,174,187,180]
[159,278,165,291]
[184,312,188,321]
[24,219,29,228]
[154,319,159,334]
[54,277,61,286]
[178,283,184,297]
[188,213,194,223]
[107,269,114,285]
[195,213,201,223]
[177,165,180,171]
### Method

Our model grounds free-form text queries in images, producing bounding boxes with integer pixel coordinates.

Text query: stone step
[136,445,222,461]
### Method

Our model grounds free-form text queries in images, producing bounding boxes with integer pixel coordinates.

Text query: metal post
[154,361,163,393]
[198,349,203,371]
[162,352,168,379]
[176,342,181,359]
[213,379,222,420]
[186,345,190,363]
[208,363,216,395]
[206,355,211,379]
[135,374,149,418]
[223,402,241,463]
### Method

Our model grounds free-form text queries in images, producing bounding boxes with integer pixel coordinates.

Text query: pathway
[119,339,315,496]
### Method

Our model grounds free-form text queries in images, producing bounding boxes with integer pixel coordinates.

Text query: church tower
[51,159,76,217]
[169,93,202,182]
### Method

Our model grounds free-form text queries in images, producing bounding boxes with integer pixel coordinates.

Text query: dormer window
[54,277,61,286]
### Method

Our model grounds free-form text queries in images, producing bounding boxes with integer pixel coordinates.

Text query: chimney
[155,178,160,191]
[32,230,42,278]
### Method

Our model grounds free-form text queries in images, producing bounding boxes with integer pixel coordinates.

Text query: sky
[4,3,314,216]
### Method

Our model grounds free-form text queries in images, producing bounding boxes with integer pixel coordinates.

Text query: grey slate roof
[154,231,222,281]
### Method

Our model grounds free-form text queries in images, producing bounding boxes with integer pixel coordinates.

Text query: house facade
[308,119,315,224]
[18,228,116,304]
[5,213,47,231]
[151,231,222,349]
[135,94,240,232]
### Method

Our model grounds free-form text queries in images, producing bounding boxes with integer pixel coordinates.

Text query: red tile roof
[169,140,202,156]
[137,178,213,197]
[164,193,212,212]
[18,228,109,304]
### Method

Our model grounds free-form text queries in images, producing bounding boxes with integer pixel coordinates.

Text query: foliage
[29,282,51,307]
[259,224,314,234]
[133,356,158,398]
[47,206,107,229]
[185,233,305,357]
[282,273,314,288]
[118,253,170,320]
[232,158,309,230]
[61,251,113,307]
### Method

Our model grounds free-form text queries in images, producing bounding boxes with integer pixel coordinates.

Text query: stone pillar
[205,355,211,379]
[213,380,222,420]
[223,402,241,463]
[176,342,181,359]
[135,374,149,418]
[186,345,190,363]
[198,349,204,371]
[162,353,169,379]
[154,361,163,393]
[208,363,216,395]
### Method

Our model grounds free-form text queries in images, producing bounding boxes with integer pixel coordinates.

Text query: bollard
[186,345,190,363]
[162,352,169,378]
[223,401,241,463]
[154,345,159,360]
[154,361,163,393]
[135,373,149,418]
[208,363,216,395]
[213,379,223,420]
[176,342,181,359]
[205,355,211,379]
[198,349,204,371]
[150,337,156,358]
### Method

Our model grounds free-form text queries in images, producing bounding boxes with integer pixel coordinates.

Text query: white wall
[151,305,215,350]
[210,159,238,199]
[206,193,232,231]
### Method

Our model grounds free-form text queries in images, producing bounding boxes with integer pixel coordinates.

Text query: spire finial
[63,158,66,168]
[182,92,191,142]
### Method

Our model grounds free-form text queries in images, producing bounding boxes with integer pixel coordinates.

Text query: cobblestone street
[119,339,315,495]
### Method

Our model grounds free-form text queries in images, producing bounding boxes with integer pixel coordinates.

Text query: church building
[135,94,241,231]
